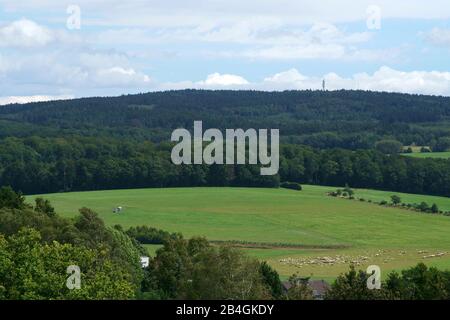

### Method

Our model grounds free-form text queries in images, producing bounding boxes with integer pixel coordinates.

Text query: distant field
[402,152,450,159]
[30,186,450,279]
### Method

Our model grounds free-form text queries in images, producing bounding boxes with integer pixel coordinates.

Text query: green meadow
[30,186,450,279]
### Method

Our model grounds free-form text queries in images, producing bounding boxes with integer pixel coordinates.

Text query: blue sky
[1,0,450,104]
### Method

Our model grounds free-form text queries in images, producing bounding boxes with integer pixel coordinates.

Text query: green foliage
[326,265,385,300]
[126,225,182,245]
[0,90,449,197]
[385,263,450,299]
[145,237,271,300]
[2,90,449,150]
[343,184,354,197]
[280,182,302,191]
[431,203,439,214]
[0,186,26,209]
[417,202,430,212]
[259,261,283,299]
[0,191,145,300]
[34,197,55,217]
[0,228,135,300]
[375,139,403,154]
[327,263,450,300]
[391,195,401,205]
[285,274,314,300]
[0,137,449,197]
[434,137,450,152]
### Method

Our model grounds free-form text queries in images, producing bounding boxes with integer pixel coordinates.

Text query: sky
[1,0,450,104]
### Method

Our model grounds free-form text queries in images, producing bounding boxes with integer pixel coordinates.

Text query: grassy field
[30,186,450,280]
[402,151,450,159]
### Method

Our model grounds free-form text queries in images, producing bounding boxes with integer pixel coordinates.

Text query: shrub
[126,225,182,244]
[417,202,430,212]
[431,204,439,214]
[391,195,401,205]
[280,182,302,191]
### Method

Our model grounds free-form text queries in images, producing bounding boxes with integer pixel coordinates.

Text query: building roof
[282,279,330,298]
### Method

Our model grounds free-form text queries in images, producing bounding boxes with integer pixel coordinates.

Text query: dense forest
[0,90,449,196]
[0,136,449,196]
[1,90,450,149]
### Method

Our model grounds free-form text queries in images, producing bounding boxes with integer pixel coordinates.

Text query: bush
[391,195,401,205]
[280,182,302,191]
[417,202,430,212]
[126,226,182,244]
[431,204,439,214]
[0,186,26,210]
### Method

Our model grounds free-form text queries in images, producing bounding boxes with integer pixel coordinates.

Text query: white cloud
[0,95,74,105]
[0,19,54,47]
[0,18,153,93]
[93,67,151,87]
[198,23,397,61]
[352,67,450,95]
[197,73,249,86]
[92,22,376,61]
[159,67,450,96]
[422,28,450,47]
[258,66,450,95]
[264,69,308,83]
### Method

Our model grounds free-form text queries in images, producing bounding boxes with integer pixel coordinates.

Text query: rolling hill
[29,185,450,279]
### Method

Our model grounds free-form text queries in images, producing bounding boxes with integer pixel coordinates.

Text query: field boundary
[210,240,351,250]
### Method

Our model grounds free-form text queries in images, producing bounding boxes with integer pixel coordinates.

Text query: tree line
[0,136,449,197]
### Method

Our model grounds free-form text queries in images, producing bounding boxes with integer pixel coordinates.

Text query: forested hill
[0,90,450,196]
[1,90,450,149]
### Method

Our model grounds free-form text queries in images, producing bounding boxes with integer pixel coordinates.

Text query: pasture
[30,186,450,279]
